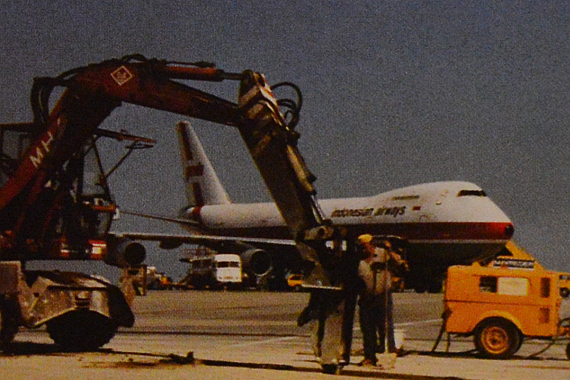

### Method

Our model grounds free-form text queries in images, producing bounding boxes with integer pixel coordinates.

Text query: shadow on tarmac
[1,341,74,355]
[1,342,464,379]
[2,342,567,378]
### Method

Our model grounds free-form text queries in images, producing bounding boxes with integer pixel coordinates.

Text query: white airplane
[114,121,514,292]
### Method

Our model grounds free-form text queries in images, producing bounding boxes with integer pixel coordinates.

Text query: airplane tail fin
[177,121,231,206]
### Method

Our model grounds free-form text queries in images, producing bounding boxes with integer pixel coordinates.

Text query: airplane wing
[114,209,295,247]
[117,210,200,228]
[110,210,302,276]
[109,230,295,250]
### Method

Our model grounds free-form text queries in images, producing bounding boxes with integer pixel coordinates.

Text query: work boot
[321,363,339,374]
[358,358,377,367]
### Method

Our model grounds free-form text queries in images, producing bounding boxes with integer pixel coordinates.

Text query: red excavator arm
[0,55,340,283]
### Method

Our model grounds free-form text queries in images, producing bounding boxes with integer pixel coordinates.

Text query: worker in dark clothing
[296,240,362,373]
[356,234,406,367]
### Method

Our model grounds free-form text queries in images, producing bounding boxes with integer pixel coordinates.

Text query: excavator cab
[0,123,32,186]
[0,122,154,261]
[0,124,155,351]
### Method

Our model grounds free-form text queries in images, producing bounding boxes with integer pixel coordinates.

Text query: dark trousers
[359,291,395,361]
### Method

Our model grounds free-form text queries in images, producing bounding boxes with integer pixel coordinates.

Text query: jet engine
[240,247,272,276]
[105,237,146,268]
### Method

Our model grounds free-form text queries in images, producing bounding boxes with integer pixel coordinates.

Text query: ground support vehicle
[130,265,173,294]
[287,273,304,291]
[179,252,242,290]
[436,262,570,359]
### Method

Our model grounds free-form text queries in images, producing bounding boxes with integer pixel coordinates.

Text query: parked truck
[180,252,242,290]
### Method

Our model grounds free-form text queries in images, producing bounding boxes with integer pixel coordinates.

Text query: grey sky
[2,1,570,278]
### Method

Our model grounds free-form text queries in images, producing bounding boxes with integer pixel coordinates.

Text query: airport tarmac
[2,291,570,380]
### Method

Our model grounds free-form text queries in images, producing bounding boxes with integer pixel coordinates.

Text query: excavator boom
[0,55,339,278]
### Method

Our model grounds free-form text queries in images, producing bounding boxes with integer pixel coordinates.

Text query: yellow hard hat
[357,234,373,245]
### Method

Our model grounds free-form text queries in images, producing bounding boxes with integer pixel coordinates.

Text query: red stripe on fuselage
[200,221,514,242]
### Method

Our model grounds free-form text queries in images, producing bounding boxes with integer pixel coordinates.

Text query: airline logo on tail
[176,121,231,207]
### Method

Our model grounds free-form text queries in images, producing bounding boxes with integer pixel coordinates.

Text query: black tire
[474,318,522,359]
[0,297,19,351]
[566,343,570,360]
[561,288,570,298]
[47,310,117,351]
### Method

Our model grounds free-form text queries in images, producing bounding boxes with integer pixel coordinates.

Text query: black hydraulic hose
[30,77,58,126]
[30,65,86,126]
[272,82,303,130]
[431,317,447,353]
[527,316,570,358]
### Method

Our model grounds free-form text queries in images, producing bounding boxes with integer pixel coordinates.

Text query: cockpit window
[457,190,487,197]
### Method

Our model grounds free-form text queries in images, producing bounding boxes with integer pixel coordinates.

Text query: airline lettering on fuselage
[375,206,406,217]
[330,206,406,218]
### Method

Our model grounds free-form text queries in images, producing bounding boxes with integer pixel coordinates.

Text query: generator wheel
[0,297,19,351]
[474,318,522,359]
[46,310,117,351]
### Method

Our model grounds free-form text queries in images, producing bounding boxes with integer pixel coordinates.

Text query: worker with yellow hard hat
[356,234,406,367]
